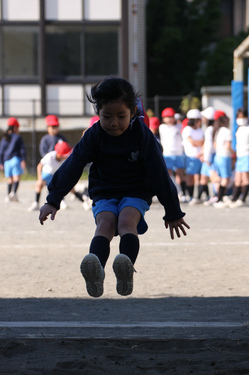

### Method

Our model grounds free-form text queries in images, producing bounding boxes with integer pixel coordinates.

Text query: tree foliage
[146,0,228,97]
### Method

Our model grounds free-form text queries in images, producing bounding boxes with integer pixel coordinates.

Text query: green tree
[199,31,249,87]
[146,0,221,97]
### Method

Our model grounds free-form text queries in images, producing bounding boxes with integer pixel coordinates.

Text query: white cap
[174,113,181,120]
[186,109,202,119]
[201,106,215,120]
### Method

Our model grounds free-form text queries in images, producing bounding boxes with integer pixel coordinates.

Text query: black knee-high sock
[7,183,12,195]
[241,185,249,202]
[186,185,194,198]
[89,236,110,268]
[217,185,226,202]
[180,181,186,195]
[74,191,83,202]
[35,192,41,203]
[13,181,19,193]
[232,185,241,202]
[119,233,139,265]
[198,184,209,199]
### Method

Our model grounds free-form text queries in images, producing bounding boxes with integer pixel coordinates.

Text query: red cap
[54,141,72,156]
[89,116,100,128]
[161,107,176,118]
[45,115,59,127]
[214,110,226,120]
[149,117,160,130]
[7,117,19,127]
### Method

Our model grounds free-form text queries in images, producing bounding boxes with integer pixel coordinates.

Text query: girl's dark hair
[236,107,248,118]
[87,77,138,115]
[188,119,201,127]
[2,126,14,142]
[212,115,229,141]
[207,119,214,127]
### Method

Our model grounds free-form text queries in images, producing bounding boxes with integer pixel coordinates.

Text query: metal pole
[31,100,37,174]
[154,95,160,118]
[248,68,249,114]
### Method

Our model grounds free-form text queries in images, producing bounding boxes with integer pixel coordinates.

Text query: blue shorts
[185,157,202,175]
[163,155,185,171]
[213,155,232,178]
[235,155,249,172]
[92,197,150,235]
[41,171,53,185]
[200,161,211,177]
[4,156,23,178]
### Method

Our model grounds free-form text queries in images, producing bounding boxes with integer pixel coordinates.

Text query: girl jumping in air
[39,77,190,298]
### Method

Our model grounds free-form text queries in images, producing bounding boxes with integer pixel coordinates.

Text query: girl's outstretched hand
[39,204,57,225]
[165,217,190,240]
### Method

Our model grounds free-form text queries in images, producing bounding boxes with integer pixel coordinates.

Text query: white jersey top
[41,150,64,175]
[215,127,232,157]
[203,126,215,162]
[182,126,204,157]
[236,125,249,157]
[159,123,183,156]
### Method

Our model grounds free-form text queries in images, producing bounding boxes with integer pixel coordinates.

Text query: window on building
[84,25,119,76]
[3,26,39,78]
[46,25,81,78]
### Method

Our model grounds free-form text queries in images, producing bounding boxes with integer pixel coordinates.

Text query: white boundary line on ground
[0,321,246,328]
[1,242,249,249]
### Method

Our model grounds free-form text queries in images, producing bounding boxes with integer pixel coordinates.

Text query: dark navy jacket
[47,118,185,222]
[39,133,67,157]
[0,133,26,164]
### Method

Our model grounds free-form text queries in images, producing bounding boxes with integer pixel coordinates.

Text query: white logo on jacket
[128,151,139,162]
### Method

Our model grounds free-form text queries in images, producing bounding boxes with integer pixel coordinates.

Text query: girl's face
[12,126,19,134]
[99,100,135,137]
[47,126,59,136]
[163,116,175,125]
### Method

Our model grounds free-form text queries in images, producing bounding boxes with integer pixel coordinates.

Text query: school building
[0,0,146,169]
[0,0,249,170]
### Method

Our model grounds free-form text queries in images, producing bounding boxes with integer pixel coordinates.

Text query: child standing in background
[198,106,215,204]
[228,107,249,207]
[28,141,72,211]
[212,112,233,208]
[39,77,190,298]
[39,115,67,157]
[159,108,186,197]
[182,109,204,204]
[0,117,26,202]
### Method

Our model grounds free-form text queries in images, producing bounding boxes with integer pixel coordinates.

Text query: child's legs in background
[6,176,14,195]
[35,178,47,203]
[241,171,249,201]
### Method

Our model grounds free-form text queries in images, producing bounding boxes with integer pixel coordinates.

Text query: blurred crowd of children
[1,104,249,210]
[147,106,249,208]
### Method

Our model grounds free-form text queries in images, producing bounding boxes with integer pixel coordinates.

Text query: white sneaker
[213,201,226,208]
[28,201,39,212]
[60,199,67,210]
[4,195,10,203]
[113,254,135,296]
[229,199,245,208]
[80,254,105,298]
[180,195,188,203]
[9,192,18,202]
[203,196,218,206]
[82,197,92,211]
[188,198,201,206]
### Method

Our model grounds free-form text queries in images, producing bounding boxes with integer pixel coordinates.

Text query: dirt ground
[1,180,249,374]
